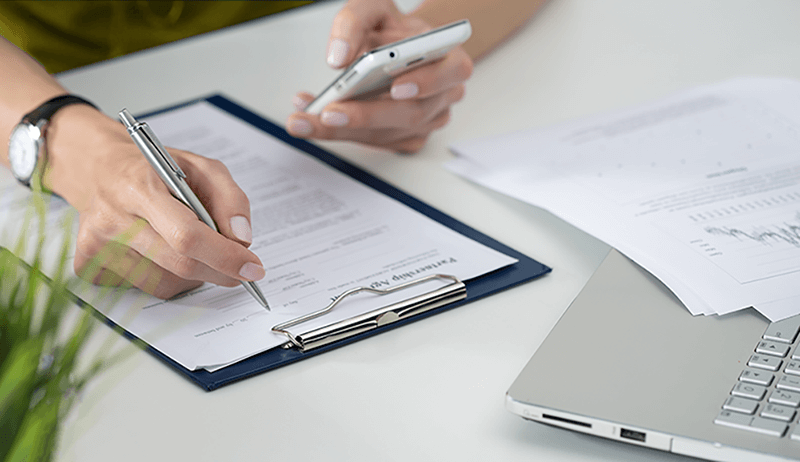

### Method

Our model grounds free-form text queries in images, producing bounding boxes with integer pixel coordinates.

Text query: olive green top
[0,1,311,74]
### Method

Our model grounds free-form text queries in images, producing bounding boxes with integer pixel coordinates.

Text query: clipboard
[86,95,551,391]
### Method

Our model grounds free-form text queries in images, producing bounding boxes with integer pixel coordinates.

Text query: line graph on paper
[685,207,800,284]
[705,212,800,248]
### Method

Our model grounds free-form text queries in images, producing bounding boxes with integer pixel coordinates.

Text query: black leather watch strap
[23,94,98,124]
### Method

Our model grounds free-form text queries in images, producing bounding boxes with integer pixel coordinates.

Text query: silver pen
[118,108,269,310]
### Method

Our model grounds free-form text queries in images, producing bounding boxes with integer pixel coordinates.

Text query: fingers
[289,18,473,153]
[292,0,473,153]
[293,93,313,112]
[75,199,256,298]
[390,47,473,100]
[332,86,462,130]
[327,0,400,68]
[74,239,204,299]
[388,135,433,154]
[286,84,463,151]
[48,107,263,300]
[128,177,264,284]
[74,144,265,300]
[175,150,253,246]
[76,212,241,288]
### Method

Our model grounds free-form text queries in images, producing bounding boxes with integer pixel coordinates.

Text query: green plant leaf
[0,192,130,462]
[0,339,42,462]
[3,394,61,462]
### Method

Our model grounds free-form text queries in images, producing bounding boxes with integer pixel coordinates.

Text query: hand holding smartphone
[304,20,472,114]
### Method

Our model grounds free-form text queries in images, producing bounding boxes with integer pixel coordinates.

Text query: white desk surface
[54,1,800,461]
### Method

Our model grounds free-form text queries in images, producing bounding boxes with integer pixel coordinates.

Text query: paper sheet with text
[448,77,800,321]
[0,101,516,371]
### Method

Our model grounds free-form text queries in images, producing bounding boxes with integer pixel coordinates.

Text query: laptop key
[740,368,774,386]
[794,345,800,360]
[763,314,800,344]
[714,410,787,437]
[723,396,759,414]
[732,382,767,400]
[755,341,791,358]
[777,375,800,393]
[748,354,782,371]
[785,360,800,376]
[792,424,800,441]
[761,403,796,422]
[768,390,800,408]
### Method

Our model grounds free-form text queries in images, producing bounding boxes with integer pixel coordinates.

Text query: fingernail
[230,215,252,244]
[391,82,419,100]
[327,39,349,67]
[288,118,313,136]
[239,262,265,281]
[292,95,309,111]
[320,111,349,127]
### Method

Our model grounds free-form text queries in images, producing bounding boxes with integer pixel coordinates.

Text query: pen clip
[118,108,186,178]
[140,124,187,179]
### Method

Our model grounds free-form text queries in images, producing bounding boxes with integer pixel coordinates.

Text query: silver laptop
[507,248,800,461]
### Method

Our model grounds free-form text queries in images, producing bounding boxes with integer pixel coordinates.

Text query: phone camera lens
[389,51,396,58]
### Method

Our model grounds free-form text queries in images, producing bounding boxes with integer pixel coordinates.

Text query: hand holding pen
[81,111,266,306]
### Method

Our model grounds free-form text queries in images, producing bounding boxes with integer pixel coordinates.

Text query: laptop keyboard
[714,314,800,439]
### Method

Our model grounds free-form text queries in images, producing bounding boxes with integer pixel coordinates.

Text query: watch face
[8,123,40,182]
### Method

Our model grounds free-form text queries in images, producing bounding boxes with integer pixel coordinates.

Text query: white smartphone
[304,19,472,114]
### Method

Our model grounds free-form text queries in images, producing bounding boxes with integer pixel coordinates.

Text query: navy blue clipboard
[92,95,551,391]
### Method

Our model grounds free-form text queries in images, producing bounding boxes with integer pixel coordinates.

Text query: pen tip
[242,281,269,310]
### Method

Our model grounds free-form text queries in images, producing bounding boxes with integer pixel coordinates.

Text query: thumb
[327,0,398,68]
[173,150,254,248]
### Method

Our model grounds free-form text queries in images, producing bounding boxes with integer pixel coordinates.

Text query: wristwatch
[8,94,97,189]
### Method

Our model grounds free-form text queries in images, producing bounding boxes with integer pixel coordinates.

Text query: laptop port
[542,413,592,428]
[620,428,646,442]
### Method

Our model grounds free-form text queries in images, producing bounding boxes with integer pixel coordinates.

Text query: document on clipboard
[46,96,550,386]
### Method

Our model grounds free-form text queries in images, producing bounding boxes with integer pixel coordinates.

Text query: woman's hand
[47,104,265,299]
[286,0,473,153]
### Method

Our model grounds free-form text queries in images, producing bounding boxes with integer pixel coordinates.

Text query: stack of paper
[448,77,800,321]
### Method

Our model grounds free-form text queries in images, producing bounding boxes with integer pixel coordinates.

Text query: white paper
[448,77,800,321]
[2,101,517,371]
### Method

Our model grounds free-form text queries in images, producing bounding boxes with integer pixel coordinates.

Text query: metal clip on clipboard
[271,274,466,352]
